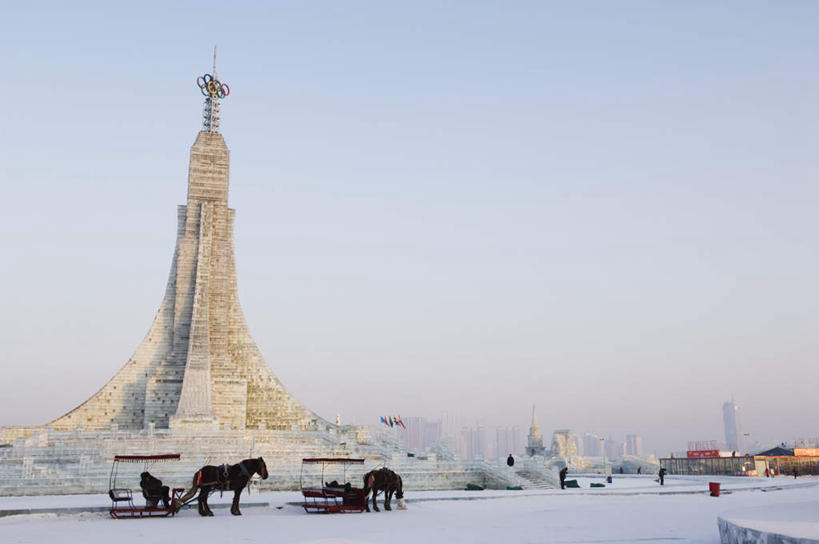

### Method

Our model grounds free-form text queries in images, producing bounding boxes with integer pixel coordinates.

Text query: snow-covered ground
[720,500,819,542]
[1,475,817,543]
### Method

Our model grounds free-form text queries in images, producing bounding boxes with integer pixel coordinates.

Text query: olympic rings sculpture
[197,73,230,99]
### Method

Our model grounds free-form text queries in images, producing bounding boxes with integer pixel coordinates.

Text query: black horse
[363,467,405,512]
[174,457,268,516]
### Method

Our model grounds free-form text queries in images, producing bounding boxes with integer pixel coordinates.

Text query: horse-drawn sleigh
[300,458,368,513]
[108,454,185,519]
[300,458,406,513]
[108,453,268,518]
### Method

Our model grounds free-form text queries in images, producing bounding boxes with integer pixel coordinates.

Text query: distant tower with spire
[525,404,546,456]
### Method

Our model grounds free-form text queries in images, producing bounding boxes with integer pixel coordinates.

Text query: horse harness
[196,461,253,491]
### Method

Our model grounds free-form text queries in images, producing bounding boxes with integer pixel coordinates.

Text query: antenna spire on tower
[196,49,230,133]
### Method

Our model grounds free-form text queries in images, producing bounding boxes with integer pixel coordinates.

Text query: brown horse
[363,467,406,512]
[174,457,268,516]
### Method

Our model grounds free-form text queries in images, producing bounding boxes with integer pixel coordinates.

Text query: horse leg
[207,488,216,516]
[231,485,244,516]
[197,489,207,517]
[385,488,393,511]
[202,487,215,516]
[372,487,380,512]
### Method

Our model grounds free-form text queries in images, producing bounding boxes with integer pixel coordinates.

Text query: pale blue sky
[1,2,818,454]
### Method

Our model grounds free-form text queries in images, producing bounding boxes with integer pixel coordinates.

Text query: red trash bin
[709,482,720,497]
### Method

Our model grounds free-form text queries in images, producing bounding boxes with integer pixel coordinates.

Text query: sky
[1,1,818,455]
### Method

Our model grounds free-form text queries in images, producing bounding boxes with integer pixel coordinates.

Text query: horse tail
[173,470,201,512]
[363,471,375,499]
[396,474,407,509]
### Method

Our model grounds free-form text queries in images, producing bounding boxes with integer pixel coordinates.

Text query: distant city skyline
[2,2,818,454]
[366,396,808,460]
[380,411,655,461]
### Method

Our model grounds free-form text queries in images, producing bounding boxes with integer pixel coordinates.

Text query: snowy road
[2,476,817,543]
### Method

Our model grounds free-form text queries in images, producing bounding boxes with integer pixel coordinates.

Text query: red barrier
[709,482,720,497]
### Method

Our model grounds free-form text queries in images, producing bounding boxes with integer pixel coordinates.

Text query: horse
[363,467,406,512]
[174,457,268,516]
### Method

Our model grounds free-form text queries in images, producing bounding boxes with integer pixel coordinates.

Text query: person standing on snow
[658,467,666,486]
[559,467,568,489]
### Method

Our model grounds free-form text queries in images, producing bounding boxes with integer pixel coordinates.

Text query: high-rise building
[583,433,604,457]
[496,426,523,458]
[400,417,444,453]
[625,434,644,457]
[574,434,584,456]
[475,424,491,459]
[459,426,475,459]
[496,427,511,458]
[438,413,461,455]
[723,398,743,453]
[402,416,426,452]
[423,420,442,450]
[605,437,624,460]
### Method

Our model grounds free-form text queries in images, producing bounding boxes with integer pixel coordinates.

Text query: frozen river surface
[1,476,817,543]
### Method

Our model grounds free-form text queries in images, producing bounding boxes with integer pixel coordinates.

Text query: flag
[380,416,387,426]
[389,416,394,427]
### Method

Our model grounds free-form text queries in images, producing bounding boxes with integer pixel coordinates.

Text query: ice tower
[47,57,321,432]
